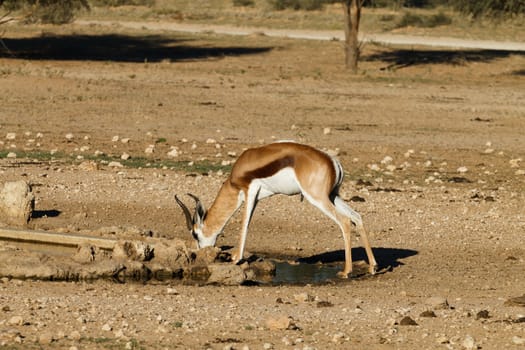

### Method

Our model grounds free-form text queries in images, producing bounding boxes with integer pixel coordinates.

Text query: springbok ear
[187,193,206,223]
[174,195,193,231]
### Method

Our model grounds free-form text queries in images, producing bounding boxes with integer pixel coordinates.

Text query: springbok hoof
[337,271,350,279]
[369,264,378,275]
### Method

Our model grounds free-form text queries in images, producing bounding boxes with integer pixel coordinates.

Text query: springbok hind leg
[336,212,353,279]
[357,223,378,274]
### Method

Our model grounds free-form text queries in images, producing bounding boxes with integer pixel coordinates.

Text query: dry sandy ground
[0,20,524,349]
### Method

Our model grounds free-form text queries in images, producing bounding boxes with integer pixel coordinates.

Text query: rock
[263,343,273,349]
[513,336,525,345]
[420,310,437,318]
[206,264,246,286]
[332,332,347,343]
[294,292,315,303]
[69,330,81,341]
[38,332,55,345]
[323,127,331,135]
[462,335,476,350]
[166,287,178,295]
[102,324,112,332]
[425,297,449,310]
[121,153,131,160]
[5,132,16,140]
[475,310,490,320]
[108,161,123,168]
[167,148,179,157]
[191,246,221,266]
[78,161,99,171]
[399,316,418,326]
[65,133,74,141]
[7,316,24,326]
[266,315,297,330]
[457,166,468,173]
[0,181,34,227]
[113,241,154,262]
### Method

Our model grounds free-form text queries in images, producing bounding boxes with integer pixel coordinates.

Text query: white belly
[251,167,301,199]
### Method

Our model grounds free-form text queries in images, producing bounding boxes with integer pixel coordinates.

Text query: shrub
[233,0,255,6]
[90,0,154,6]
[452,0,525,18]
[395,10,452,28]
[0,0,89,24]
[268,0,326,11]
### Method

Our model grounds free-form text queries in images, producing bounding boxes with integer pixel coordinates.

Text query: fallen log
[0,227,116,251]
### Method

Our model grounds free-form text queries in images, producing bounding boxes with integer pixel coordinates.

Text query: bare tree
[342,0,363,73]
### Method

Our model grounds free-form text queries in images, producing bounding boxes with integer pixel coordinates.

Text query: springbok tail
[334,196,362,226]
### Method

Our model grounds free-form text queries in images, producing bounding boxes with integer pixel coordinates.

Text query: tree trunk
[343,0,362,73]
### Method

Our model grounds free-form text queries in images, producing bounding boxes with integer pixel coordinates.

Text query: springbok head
[175,194,216,248]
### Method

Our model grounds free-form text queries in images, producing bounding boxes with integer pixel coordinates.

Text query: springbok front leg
[232,187,260,264]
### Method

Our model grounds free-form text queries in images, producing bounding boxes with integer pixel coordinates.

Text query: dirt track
[0,20,524,349]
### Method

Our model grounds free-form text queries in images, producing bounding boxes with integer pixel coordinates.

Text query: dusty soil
[0,20,524,349]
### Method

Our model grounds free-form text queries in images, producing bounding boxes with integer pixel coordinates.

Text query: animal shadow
[299,247,418,273]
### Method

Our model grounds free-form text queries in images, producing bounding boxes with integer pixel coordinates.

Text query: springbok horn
[187,193,206,219]
[174,195,193,231]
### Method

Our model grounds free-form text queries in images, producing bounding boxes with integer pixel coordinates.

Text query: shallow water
[272,261,341,285]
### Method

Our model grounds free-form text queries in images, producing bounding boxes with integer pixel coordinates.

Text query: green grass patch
[0,150,232,174]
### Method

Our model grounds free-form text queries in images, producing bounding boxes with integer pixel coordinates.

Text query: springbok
[175,141,377,278]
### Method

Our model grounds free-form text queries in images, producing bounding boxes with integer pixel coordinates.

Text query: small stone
[420,310,437,318]
[462,335,476,350]
[206,138,216,144]
[121,138,130,144]
[167,148,179,157]
[8,316,24,326]
[112,135,119,142]
[65,133,74,140]
[6,132,16,140]
[108,161,124,168]
[102,323,112,332]
[475,310,490,320]
[381,156,393,164]
[399,316,418,326]
[69,330,81,341]
[332,332,347,343]
[294,292,315,303]
[515,169,525,176]
[145,145,155,154]
[121,153,130,160]
[457,166,468,173]
[266,315,296,330]
[38,332,54,345]
[263,343,273,349]
[323,127,331,135]
[166,287,178,295]
[425,297,449,310]
[6,152,16,158]
[513,336,525,345]
[436,335,449,344]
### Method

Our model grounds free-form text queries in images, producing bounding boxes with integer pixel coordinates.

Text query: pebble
[145,145,155,153]
[425,296,449,310]
[65,133,74,140]
[399,316,418,326]
[266,315,296,330]
[7,316,24,326]
[6,152,16,158]
[167,148,179,157]
[108,161,124,168]
[69,330,81,341]
[166,287,178,295]
[102,323,112,331]
[263,343,273,349]
[121,153,130,160]
[294,292,315,303]
[5,133,16,140]
[323,127,331,135]
[38,332,55,345]
[462,335,476,350]
[513,336,525,345]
